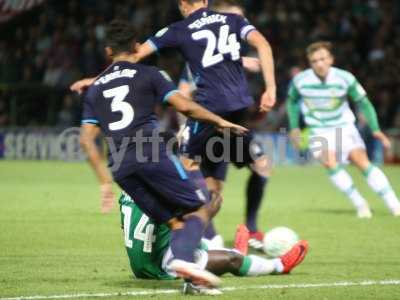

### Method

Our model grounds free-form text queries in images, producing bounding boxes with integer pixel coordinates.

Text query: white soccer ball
[263,227,299,258]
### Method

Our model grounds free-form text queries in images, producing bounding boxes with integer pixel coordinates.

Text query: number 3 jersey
[148,8,256,114]
[81,61,179,179]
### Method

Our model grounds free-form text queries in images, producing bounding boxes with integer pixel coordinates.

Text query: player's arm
[246,30,276,112]
[80,124,115,213]
[80,90,116,213]
[286,82,302,149]
[153,68,247,134]
[70,77,96,94]
[348,80,391,149]
[129,42,156,63]
[167,92,248,135]
[131,25,180,63]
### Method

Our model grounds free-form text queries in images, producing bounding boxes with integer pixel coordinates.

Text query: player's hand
[289,128,302,150]
[373,131,392,150]
[216,119,248,136]
[259,87,276,112]
[70,77,96,94]
[242,57,261,73]
[100,183,116,214]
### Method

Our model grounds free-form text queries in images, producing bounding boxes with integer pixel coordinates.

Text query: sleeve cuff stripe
[241,25,256,40]
[163,90,180,103]
[82,119,99,124]
[147,39,158,52]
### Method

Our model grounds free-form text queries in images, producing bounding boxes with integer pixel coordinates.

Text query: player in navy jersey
[173,0,273,251]
[71,0,276,251]
[79,20,248,287]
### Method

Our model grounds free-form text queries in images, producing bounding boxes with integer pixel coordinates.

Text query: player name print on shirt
[188,12,227,30]
[95,68,137,85]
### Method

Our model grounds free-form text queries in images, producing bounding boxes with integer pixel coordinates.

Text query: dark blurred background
[0,0,399,161]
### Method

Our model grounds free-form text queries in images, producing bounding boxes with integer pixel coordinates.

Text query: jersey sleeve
[81,90,99,125]
[286,81,302,130]
[147,25,180,52]
[236,15,256,41]
[348,79,367,103]
[150,68,179,103]
[347,78,380,132]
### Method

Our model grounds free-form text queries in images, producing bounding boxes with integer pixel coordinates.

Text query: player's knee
[250,156,270,178]
[349,149,370,171]
[320,151,338,169]
[184,193,222,223]
[228,252,245,274]
[205,177,224,194]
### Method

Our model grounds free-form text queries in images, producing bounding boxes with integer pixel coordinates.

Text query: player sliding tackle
[287,42,400,218]
[119,192,308,295]
[79,20,250,287]
[71,0,277,251]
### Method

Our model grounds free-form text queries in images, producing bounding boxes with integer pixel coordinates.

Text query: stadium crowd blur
[0,0,400,133]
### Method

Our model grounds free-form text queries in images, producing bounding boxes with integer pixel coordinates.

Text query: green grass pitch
[0,161,399,299]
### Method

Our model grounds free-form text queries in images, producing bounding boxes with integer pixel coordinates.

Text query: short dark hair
[105,20,137,55]
[306,41,333,57]
[177,0,204,4]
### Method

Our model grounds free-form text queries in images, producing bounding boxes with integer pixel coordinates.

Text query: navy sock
[187,170,218,239]
[246,173,268,232]
[203,222,217,239]
[170,216,205,262]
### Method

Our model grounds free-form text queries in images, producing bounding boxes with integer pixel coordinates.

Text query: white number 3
[103,85,134,131]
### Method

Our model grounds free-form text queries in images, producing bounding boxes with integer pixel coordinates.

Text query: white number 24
[121,205,156,253]
[103,85,134,131]
[192,25,241,68]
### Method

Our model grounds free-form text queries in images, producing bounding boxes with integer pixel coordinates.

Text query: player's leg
[349,148,400,216]
[230,127,270,250]
[246,155,271,249]
[205,240,308,277]
[310,127,371,218]
[320,150,372,218]
[201,160,229,248]
[183,240,308,295]
[180,120,224,245]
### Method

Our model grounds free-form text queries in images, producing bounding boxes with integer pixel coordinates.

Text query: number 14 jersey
[148,8,256,114]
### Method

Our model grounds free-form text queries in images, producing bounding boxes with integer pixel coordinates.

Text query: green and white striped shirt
[286,67,379,131]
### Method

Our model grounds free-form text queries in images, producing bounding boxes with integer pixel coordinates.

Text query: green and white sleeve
[348,80,380,133]
[286,82,301,130]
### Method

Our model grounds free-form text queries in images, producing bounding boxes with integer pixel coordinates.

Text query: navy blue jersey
[81,61,178,179]
[148,8,255,114]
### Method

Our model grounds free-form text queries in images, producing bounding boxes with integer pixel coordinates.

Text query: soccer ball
[263,227,299,258]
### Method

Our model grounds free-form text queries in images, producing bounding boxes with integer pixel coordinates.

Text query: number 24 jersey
[148,8,256,114]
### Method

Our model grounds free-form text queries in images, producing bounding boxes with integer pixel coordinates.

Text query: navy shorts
[181,108,266,181]
[115,150,207,224]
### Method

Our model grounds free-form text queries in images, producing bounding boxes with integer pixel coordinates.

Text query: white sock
[329,167,369,210]
[244,255,277,276]
[365,165,400,212]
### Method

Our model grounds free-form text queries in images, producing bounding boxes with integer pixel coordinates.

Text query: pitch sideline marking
[1,279,400,300]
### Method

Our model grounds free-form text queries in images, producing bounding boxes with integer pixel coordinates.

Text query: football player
[79,19,248,287]
[287,41,400,218]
